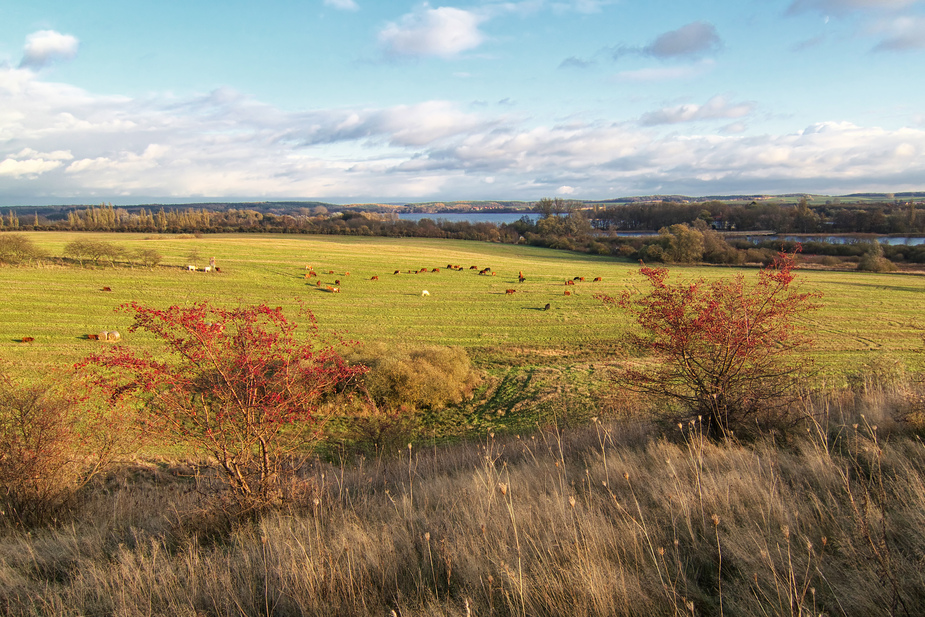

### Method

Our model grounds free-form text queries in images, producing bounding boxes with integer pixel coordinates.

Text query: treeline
[2,199,924,267]
[592,197,924,234]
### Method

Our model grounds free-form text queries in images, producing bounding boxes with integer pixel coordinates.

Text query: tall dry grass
[1,378,925,616]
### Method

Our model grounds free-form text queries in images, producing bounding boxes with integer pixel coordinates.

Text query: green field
[1,232,923,382]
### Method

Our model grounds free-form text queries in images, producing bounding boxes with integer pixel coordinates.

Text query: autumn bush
[0,374,124,528]
[78,301,367,516]
[616,251,821,438]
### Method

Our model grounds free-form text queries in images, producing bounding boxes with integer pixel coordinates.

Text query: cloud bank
[2,60,924,203]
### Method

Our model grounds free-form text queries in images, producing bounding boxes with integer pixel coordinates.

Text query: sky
[1,0,924,206]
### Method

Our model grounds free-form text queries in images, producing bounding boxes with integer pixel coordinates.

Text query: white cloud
[0,148,72,178]
[639,96,756,126]
[324,0,359,11]
[379,6,486,58]
[20,30,79,69]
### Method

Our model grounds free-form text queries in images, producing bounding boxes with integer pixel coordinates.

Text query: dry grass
[2,382,925,616]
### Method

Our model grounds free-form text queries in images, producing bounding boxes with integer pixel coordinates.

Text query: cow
[371,275,379,280]
[204,266,212,273]
[447,264,453,269]
[316,280,322,287]
[579,277,585,282]
[544,303,551,311]
[434,268,440,272]
[593,277,602,282]
[565,280,575,286]
[21,337,34,343]
[324,286,339,293]
[307,271,317,278]
[470,266,477,269]
[506,289,516,294]
[187,265,196,271]
[101,286,112,292]
[420,268,428,273]
[344,272,350,276]
[573,277,581,281]
[394,270,400,275]
[564,290,571,296]
[421,290,430,297]
[87,334,99,341]
[328,270,335,274]
[335,280,341,285]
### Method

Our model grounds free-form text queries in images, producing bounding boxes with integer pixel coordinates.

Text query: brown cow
[87,334,99,341]
[394,270,400,275]
[371,275,379,280]
[433,268,440,272]
[565,280,575,286]
[505,289,516,294]
[335,280,341,285]
[564,290,571,296]
[470,265,477,269]
[593,277,602,282]
[101,286,112,292]
[21,336,34,343]
[316,280,322,287]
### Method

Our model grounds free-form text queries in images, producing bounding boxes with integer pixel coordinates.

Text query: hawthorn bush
[616,251,820,438]
[78,302,367,514]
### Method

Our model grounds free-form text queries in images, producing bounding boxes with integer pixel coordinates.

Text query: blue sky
[1,0,924,205]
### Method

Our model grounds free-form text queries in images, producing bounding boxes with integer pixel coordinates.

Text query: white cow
[421,290,430,297]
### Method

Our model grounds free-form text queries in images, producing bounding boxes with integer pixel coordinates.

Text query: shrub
[0,234,46,265]
[345,342,481,412]
[0,375,123,527]
[615,250,821,438]
[857,242,897,272]
[77,302,367,515]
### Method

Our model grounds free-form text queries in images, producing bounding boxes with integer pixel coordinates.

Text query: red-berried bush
[616,250,821,438]
[78,301,367,514]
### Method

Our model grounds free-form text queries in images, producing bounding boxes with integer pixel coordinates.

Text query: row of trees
[10,197,923,236]
[592,197,923,234]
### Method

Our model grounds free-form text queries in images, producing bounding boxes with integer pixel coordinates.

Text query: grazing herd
[50,264,606,349]
[303,263,604,312]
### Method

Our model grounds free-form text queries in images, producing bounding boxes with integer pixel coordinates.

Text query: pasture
[0,232,923,383]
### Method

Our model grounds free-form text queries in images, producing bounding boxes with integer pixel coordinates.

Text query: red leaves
[616,249,821,437]
[77,301,366,510]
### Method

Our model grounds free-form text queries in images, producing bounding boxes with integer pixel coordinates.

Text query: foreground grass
[1,385,924,616]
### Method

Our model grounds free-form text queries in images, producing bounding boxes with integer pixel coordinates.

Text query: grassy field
[0,231,923,382]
